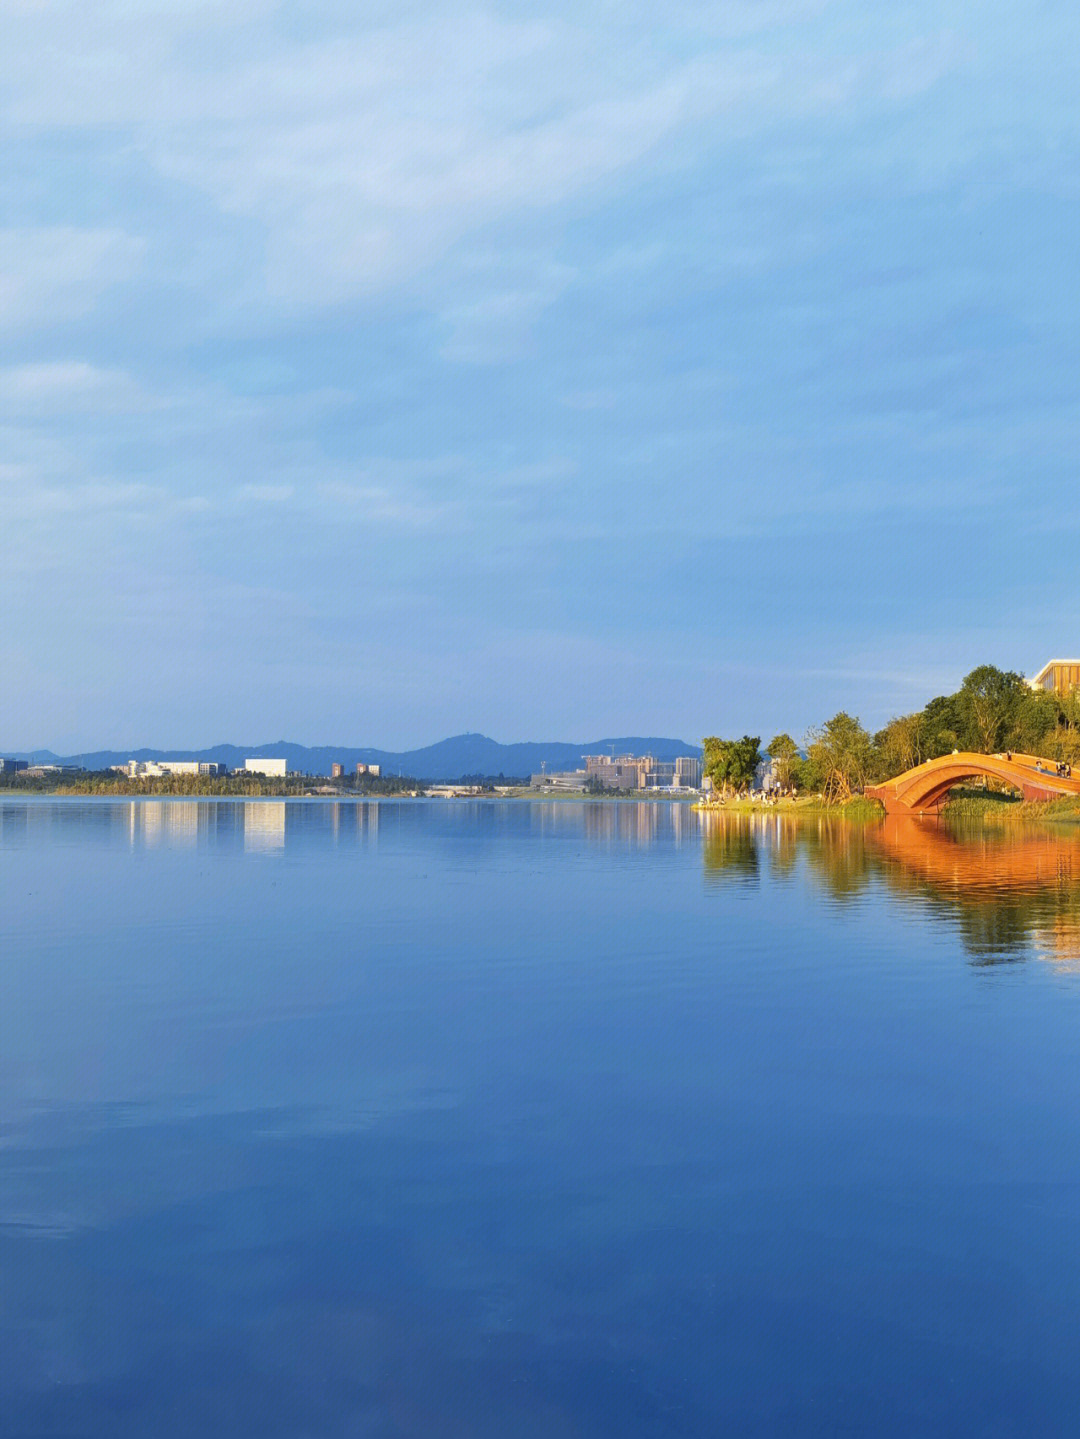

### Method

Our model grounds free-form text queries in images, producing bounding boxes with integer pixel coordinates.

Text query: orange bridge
[865,752,1080,815]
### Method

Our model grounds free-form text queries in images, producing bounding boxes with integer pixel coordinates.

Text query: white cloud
[12,480,157,516]
[0,228,145,328]
[1,362,156,416]
[313,479,453,527]
[438,261,575,362]
[1,6,971,308]
[233,483,296,505]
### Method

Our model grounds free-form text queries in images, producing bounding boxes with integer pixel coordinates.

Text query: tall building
[674,755,703,787]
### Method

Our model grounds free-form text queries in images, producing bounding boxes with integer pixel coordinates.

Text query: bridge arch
[866,752,1080,815]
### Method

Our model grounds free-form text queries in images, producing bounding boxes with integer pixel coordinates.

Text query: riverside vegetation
[705,664,1080,820]
[0,769,421,798]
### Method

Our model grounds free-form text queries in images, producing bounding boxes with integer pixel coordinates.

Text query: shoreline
[5,787,1080,826]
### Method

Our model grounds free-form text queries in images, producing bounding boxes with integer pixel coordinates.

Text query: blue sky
[3,1,1079,750]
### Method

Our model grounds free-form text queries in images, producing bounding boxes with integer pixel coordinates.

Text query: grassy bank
[698,787,1080,827]
[694,795,885,819]
[942,789,1080,825]
[0,773,419,799]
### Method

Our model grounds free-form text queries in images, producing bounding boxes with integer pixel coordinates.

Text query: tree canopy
[703,735,762,795]
[707,661,1080,806]
[805,712,873,803]
[766,733,799,788]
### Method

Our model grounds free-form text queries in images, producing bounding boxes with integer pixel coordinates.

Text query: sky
[3,0,1079,751]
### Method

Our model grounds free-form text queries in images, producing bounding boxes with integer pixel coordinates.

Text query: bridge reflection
[700,809,1080,965]
[4,796,1078,965]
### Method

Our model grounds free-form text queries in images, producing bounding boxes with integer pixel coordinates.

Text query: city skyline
[4,2,1079,751]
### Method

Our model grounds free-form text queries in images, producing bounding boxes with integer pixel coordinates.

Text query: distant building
[1029,659,1080,695]
[532,753,702,792]
[754,757,783,792]
[583,755,643,790]
[530,769,588,790]
[120,760,223,778]
[331,763,344,779]
[355,763,381,778]
[674,755,703,788]
[0,758,28,774]
[244,757,288,777]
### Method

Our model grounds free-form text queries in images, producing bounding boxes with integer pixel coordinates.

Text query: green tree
[703,735,762,796]
[789,751,821,794]
[765,733,799,789]
[958,665,1027,753]
[1038,686,1080,764]
[921,693,965,758]
[1008,687,1058,755]
[872,712,926,778]
[805,712,873,803]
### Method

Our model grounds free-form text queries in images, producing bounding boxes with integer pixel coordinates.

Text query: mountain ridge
[7,732,702,782]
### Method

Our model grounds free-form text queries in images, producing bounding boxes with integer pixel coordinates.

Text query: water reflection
[6,797,1079,965]
[0,797,383,853]
[7,796,1080,1432]
[0,796,695,853]
[701,809,1080,964]
[243,800,286,852]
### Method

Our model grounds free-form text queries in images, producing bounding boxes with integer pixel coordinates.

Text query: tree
[921,694,964,758]
[1041,686,1080,764]
[1008,688,1058,755]
[766,733,799,789]
[872,712,926,778]
[804,712,872,803]
[703,735,762,796]
[958,665,1027,753]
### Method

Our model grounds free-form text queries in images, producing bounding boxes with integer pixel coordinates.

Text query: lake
[4,797,1080,1436]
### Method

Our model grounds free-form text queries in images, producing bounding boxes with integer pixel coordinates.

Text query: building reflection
[0,796,386,855]
[8,794,1079,963]
[699,809,1080,965]
[243,801,286,853]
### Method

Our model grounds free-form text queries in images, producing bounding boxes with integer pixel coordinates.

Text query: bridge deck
[865,751,1080,814]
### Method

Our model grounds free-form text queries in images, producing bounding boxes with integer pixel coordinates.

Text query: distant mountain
[8,733,701,782]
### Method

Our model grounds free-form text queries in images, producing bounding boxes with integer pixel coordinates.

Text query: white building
[244,757,289,777]
[119,760,223,778]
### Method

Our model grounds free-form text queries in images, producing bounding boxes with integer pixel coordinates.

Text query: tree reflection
[701,814,760,882]
[699,810,1080,965]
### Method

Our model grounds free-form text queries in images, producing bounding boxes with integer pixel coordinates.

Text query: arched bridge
[865,752,1080,815]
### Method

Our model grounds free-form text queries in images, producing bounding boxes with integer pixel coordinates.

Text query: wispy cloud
[0,228,144,328]
[2,6,970,308]
[4,1,1079,746]
[2,362,157,416]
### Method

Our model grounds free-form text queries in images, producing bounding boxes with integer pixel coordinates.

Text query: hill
[10,733,701,782]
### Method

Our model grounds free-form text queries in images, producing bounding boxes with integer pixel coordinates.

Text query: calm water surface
[4,797,1080,1436]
